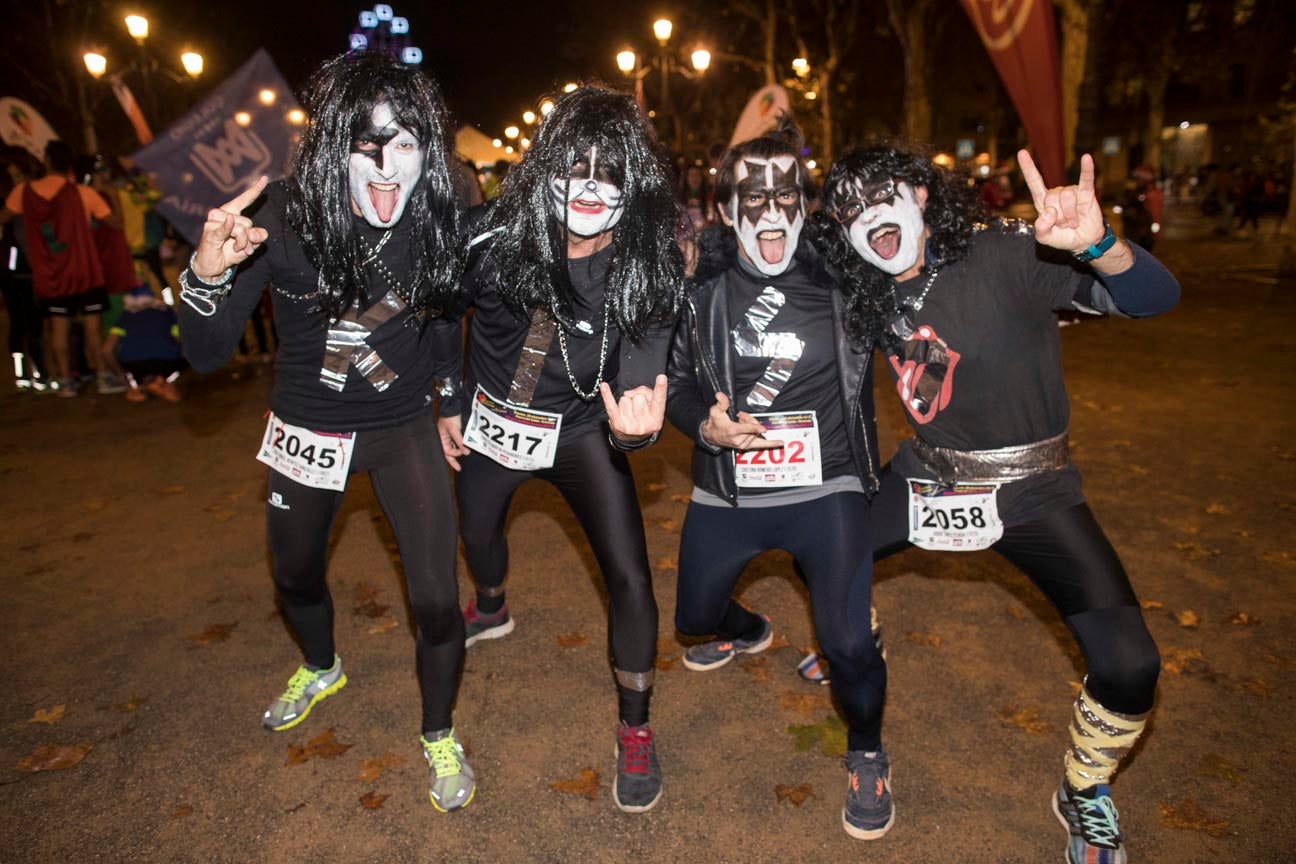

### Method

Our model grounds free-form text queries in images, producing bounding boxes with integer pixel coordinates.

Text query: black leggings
[676,492,886,751]
[872,465,1159,714]
[456,429,658,725]
[267,410,462,734]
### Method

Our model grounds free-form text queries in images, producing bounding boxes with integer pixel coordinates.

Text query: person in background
[1,147,47,392]
[482,158,510,200]
[679,162,714,231]
[105,284,183,402]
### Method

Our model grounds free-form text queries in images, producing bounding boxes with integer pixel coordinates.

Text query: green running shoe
[262,656,347,731]
[422,728,476,813]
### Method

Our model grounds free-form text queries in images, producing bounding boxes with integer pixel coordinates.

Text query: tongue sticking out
[757,234,786,265]
[870,227,901,260]
[369,184,400,224]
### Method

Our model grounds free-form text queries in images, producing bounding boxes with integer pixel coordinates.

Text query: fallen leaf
[1197,753,1244,784]
[188,622,238,646]
[1229,612,1260,627]
[786,716,848,756]
[655,556,678,571]
[1174,541,1222,560]
[1176,610,1200,629]
[172,805,193,818]
[359,791,389,810]
[556,632,588,648]
[115,694,147,713]
[1162,647,1209,676]
[669,493,690,503]
[1005,605,1026,621]
[358,752,403,783]
[774,783,817,806]
[655,519,680,532]
[550,768,600,800]
[1237,677,1272,696]
[646,482,667,492]
[1140,599,1164,611]
[1067,681,1083,697]
[1233,529,1253,539]
[353,583,380,604]
[29,705,66,725]
[779,691,832,717]
[1158,798,1232,838]
[1130,465,1149,476]
[368,619,399,635]
[768,633,791,651]
[903,630,942,648]
[1205,502,1229,514]
[996,705,1053,735]
[285,728,353,766]
[16,742,93,772]
[742,655,770,681]
[654,655,679,671]
[353,599,390,619]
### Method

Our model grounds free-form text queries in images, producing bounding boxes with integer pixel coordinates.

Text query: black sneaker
[463,599,514,647]
[613,722,662,813]
[681,614,772,671]
[1053,780,1127,863]
[842,748,895,840]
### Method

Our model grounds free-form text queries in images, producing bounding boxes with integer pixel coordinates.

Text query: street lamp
[124,14,149,43]
[522,110,536,125]
[563,82,578,93]
[287,109,306,125]
[504,125,519,139]
[791,57,809,77]
[258,88,276,105]
[84,52,107,79]
[234,111,252,127]
[492,138,502,148]
[539,100,555,117]
[616,50,637,74]
[653,18,673,45]
[691,49,711,72]
[181,52,204,78]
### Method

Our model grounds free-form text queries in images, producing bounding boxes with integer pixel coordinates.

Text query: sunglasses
[831,178,897,223]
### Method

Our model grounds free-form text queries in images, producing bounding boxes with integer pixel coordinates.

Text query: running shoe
[1053,780,1127,864]
[54,377,78,398]
[124,386,147,403]
[261,656,347,731]
[798,606,887,685]
[144,377,181,402]
[463,598,514,647]
[97,372,128,395]
[681,614,772,671]
[613,721,662,813]
[842,747,895,840]
[421,728,476,813]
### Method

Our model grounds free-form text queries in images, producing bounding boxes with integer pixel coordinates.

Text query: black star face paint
[549,146,625,237]
[348,102,423,228]
[730,155,804,276]
[832,177,924,275]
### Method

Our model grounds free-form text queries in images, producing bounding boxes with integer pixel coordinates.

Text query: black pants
[676,492,886,751]
[872,465,1159,714]
[266,410,462,734]
[2,278,45,382]
[456,429,658,725]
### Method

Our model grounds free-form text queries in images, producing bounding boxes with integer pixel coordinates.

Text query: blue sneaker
[842,748,895,840]
[612,721,663,813]
[464,599,514,647]
[1053,781,1127,863]
[681,614,772,671]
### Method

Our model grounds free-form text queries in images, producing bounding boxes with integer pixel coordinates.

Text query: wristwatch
[1073,222,1117,262]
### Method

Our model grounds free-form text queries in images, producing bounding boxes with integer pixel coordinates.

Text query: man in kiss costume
[819,143,1179,862]
[664,123,893,840]
[432,85,684,813]
[178,52,477,812]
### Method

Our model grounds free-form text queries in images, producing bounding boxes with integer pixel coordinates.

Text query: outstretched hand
[700,392,783,452]
[192,175,270,280]
[601,374,668,444]
[1018,150,1105,254]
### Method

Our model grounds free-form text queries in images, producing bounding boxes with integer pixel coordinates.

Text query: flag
[960,0,1066,184]
[131,49,301,245]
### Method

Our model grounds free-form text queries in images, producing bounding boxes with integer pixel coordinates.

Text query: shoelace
[1077,794,1122,848]
[618,727,653,775]
[424,736,462,778]
[282,667,318,702]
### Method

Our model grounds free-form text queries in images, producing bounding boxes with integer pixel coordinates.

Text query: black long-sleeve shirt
[179,182,447,433]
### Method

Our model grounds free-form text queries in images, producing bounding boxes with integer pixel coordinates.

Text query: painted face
[730,156,804,276]
[550,146,624,237]
[831,178,925,275]
[348,102,423,228]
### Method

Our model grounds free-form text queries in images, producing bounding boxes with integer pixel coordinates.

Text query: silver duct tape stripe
[1078,685,1148,726]
[911,429,1071,485]
[1076,694,1145,739]
[317,291,406,393]
[732,286,803,410]
[508,311,557,407]
[615,668,655,691]
[473,581,507,598]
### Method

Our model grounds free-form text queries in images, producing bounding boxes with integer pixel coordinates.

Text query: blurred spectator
[1202,163,1236,236]
[1235,168,1263,234]
[0,147,46,392]
[105,284,183,402]
[453,156,485,209]
[679,163,714,231]
[482,158,510,199]
[1120,164,1164,251]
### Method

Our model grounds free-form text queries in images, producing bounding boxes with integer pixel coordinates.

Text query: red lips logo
[888,324,960,425]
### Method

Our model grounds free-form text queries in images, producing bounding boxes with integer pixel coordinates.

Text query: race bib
[463,385,562,471]
[735,411,822,488]
[256,412,355,491]
[907,480,1003,551]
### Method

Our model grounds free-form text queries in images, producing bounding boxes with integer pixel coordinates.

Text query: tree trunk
[1058,0,1092,166]
[763,0,778,85]
[1145,71,1168,172]
[887,0,933,142]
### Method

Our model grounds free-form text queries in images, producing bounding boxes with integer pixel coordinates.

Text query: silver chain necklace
[556,298,612,401]
[898,266,940,313]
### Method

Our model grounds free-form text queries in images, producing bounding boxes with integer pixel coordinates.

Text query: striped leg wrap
[1064,683,1148,790]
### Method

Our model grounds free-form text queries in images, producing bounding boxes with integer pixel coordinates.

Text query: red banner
[961,0,1065,185]
[109,77,153,145]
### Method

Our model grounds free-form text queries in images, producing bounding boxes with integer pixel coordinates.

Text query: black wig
[819,142,983,350]
[712,116,818,218]
[285,50,463,321]
[481,84,684,344]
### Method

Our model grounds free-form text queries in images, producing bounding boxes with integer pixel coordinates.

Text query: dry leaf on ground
[903,631,942,648]
[1158,798,1232,837]
[29,705,65,724]
[669,493,690,503]
[550,768,600,800]
[1140,599,1164,611]
[188,623,237,646]
[1237,677,1272,696]
[768,633,791,650]
[359,791,389,810]
[1228,612,1260,626]
[656,556,678,571]
[16,742,93,772]
[1005,605,1026,620]
[646,482,667,492]
[1174,541,1222,560]
[1176,610,1201,629]
[655,519,679,532]
[1204,502,1229,514]
[116,694,147,713]
[353,599,390,619]
[358,752,403,783]
[368,619,399,635]
[1161,647,1209,676]
[172,805,193,818]
[286,729,353,766]
[1197,753,1244,784]
[742,655,770,682]
[654,655,679,671]
[996,706,1053,735]
[556,632,588,648]
[774,783,817,806]
[779,691,832,717]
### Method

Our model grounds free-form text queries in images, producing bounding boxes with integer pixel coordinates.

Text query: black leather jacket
[665,232,880,506]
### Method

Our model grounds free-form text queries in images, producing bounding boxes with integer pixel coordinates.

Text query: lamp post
[616,19,710,153]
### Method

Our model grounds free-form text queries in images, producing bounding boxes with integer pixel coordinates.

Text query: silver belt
[909,429,1070,486]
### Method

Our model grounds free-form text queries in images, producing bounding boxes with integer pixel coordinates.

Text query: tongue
[870,230,900,260]
[757,235,786,265]
[369,185,399,224]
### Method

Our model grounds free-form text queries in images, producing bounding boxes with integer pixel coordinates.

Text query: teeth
[370,182,398,191]
[757,230,785,240]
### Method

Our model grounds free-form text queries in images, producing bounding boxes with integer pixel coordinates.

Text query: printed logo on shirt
[268,492,291,510]
[888,324,960,424]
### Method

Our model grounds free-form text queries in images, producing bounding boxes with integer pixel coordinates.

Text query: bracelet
[187,251,235,286]
[178,269,232,318]
[608,429,659,452]
[1073,222,1117,263]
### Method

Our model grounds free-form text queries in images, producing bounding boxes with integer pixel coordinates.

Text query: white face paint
[348,102,423,228]
[833,179,925,275]
[550,146,624,237]
[729,155,805,277]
